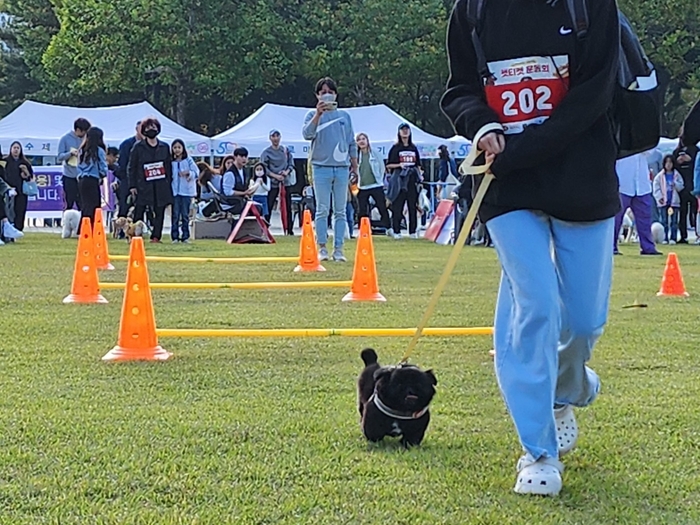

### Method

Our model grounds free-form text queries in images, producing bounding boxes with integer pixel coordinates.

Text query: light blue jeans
[487,210,614,461]
[313,166,349,249]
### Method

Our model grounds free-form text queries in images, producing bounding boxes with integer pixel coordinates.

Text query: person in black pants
[77,127,108,226]
[57,118,91,212]
[3,141,34,232]
[673,140,697,243]
[386,123,422,239]
[128,118,173,243]
[115,121,143,218]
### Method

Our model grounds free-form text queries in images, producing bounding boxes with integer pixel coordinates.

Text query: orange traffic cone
[93,208,114,271]
[102,237,171,361]
[63,217,108,304]
[343,217,386,302]
[294,209,326,272]
[657,252,689,297]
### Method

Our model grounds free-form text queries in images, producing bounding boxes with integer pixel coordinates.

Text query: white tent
[212,103,468,159]
[0,100,212,157]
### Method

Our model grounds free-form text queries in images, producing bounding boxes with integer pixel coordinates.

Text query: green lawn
[1,233,700,524]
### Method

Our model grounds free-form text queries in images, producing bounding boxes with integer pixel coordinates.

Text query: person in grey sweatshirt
[302,77,358,262]
[57,117,91,211]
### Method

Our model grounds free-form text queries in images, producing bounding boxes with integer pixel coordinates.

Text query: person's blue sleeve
[98,149,108,178]
[694,154,700,196]
[57,135,72,163]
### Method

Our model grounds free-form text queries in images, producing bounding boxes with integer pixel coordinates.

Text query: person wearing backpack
[441,0,624,496]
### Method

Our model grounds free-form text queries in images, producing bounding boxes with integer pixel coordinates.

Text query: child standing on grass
[170,139,200,243]
[653,155,684,245]
[249,162,271,218]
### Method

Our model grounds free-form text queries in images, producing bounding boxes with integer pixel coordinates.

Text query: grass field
[1,232,700,524]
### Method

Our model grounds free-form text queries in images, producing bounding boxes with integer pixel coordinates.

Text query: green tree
[42,0,296,124]
[620,0,700,135]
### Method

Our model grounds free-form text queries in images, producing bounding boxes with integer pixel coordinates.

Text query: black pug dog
[357,348,437,447]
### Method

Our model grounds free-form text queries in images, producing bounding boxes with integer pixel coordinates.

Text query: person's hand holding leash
[478,132,505,155]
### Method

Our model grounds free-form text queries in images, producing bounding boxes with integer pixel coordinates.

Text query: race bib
[144,161,166,181]
[484,56,569,135]
[398,151,417,165]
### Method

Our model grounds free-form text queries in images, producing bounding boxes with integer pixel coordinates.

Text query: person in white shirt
[613,152,662,256]
[249,162,271,217]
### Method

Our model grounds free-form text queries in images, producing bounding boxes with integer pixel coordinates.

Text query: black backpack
[465,0,661,159]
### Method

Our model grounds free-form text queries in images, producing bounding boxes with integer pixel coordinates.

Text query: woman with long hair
[385,123,422,239]
[77,127,108,225]
[170,139,200,243]
[355,133,390,232]
[0,145,24,244]
[3,141,34,232]
[127,117,173,243]
[197,161,221,201]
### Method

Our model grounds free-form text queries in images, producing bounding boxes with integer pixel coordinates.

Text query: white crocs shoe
[554,405,579,456]
[514,455,563,496]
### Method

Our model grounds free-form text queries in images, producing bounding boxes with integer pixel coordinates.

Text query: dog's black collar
[370,391,430,420]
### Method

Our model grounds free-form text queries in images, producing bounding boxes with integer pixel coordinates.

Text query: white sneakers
[514,405,578,496]
[2,221,24,239]
[514,455,564,496]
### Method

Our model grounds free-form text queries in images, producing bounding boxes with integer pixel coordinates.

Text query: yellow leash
[400,149,494,365]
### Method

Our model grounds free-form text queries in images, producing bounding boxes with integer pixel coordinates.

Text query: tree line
[0,0,697,138]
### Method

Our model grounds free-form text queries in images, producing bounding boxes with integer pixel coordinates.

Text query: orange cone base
[97,263,115,271]
[657,290,689,297]
[342,291,386,302]
[294,264,326,272]
[63,293,108,304]
[102,345,172,361]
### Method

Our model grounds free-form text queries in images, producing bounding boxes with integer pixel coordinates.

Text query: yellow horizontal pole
[109,255,298,264]
[101,281,352,290]
[156,327,493,338]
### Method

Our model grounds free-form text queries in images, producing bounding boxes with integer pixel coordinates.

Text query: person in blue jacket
[170,139,200,243]
[77,126,108,226]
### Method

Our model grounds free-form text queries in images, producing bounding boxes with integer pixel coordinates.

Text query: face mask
[143,129,159,139]
[319,93,337,103]
[255,170,265,177]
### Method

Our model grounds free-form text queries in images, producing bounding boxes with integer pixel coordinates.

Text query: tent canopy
[0,100,212,157]
[213,103,468,159]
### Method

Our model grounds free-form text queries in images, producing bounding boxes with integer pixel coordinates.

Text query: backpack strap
[465,0,491,82]
[565,0,589,39]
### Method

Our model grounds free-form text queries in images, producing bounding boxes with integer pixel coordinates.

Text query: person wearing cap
[115,121,144,219]
[260,129,295,233]
[385,123,423,239]
[128,117,173,243]
[302,77,358,262]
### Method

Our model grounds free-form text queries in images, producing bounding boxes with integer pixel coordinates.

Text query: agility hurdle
[156,327,494,338]
[101,281,352,290]
[109,255,298,264]
[103,235,490,362]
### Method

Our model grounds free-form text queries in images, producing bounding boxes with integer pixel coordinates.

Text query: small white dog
[61,209,81,238]
[651,221,665,244]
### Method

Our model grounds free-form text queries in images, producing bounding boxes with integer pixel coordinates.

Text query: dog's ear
[373,366,394,382]
[425,369,437,386]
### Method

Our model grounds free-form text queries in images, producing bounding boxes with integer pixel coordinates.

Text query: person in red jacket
[441,0,620,496]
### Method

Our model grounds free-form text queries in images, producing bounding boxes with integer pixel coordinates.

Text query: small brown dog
[357,348,437,447]
[112,217,148,243]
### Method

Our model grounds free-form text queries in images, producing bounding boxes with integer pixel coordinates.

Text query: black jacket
[116,136,138,181]
[682,99,700,147]
[128,139,173,208]
[441,0,621,222]
[2,156,34,195]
